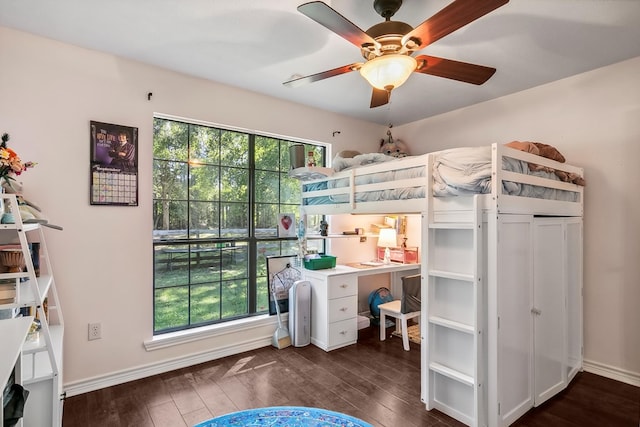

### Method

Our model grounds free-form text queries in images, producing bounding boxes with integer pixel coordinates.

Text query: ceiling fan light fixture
[359,54,417,90]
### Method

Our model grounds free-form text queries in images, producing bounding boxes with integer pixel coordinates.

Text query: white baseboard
[64,346,640,398]
[64,335,272,397]
[583,359,640,387]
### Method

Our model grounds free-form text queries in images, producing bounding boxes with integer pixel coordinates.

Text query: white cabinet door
[493,215,534,427]
[533,219,567,406]
[494,216,582,425]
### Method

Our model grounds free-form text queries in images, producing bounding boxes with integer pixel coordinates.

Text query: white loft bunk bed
[300,143,584,427]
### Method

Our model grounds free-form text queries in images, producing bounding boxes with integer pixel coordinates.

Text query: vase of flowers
[0,132,35,190]
[0,132,35,215]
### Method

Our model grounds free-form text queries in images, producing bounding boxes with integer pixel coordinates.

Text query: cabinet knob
[340,284,348,288]
[340,307,348,312]
[531,308,542,316]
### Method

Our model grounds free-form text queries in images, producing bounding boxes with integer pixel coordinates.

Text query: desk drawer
[327,276,357,299]
[328,318,357,348]
[328,295,357,323]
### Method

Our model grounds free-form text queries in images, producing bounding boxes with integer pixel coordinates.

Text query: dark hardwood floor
[62,327,640,427]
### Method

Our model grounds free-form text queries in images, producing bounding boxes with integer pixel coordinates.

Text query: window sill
[144,313,285,351]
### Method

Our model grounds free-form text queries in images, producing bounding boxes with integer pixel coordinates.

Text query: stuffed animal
[379,125,409,158]
[505,141,565,163]
[505,141,585,186]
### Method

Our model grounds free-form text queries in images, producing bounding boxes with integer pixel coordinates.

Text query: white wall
[0,26,385,390]
[396,56,640,382]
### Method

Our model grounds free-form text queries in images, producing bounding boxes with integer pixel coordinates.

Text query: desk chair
[378,274,421,351]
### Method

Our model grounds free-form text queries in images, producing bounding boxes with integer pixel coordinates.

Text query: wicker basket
[0,249,25,273]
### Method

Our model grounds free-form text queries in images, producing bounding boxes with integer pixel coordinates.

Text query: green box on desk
[304,255,337,270]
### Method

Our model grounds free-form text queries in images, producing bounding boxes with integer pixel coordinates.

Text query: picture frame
[277,213,297,238]
[89,120,139,206]
[266,255,302,315]
[384,215,397,229]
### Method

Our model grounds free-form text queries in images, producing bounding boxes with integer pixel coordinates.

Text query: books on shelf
[0,281,16,304]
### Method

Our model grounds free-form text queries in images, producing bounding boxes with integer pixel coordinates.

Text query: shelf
[428,270,474,282]
[307,233,371,239]
[429,316,474,334]
[22,324,63,384]
[429,362,474,387]
[0,222,40,232]
[288,166,333,181]
[429,223,475,230]
[0,316,33,387]
[0,275,54,308]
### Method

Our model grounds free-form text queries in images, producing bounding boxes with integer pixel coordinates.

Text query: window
[152,117,325,334]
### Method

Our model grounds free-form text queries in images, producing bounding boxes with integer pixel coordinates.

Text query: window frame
[152,114,327,335]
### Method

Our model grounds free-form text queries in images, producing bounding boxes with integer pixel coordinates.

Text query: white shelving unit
[0,194,63,427]
[421,196,583,427]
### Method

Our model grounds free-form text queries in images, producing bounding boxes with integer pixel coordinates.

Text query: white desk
[303,263,420,351]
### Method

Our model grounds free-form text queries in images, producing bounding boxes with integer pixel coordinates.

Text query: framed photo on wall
[90,121,139,206]
[266,255,302,315]
[278,213,296,238]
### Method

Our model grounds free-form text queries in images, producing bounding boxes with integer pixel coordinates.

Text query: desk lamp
[378,228,397,264]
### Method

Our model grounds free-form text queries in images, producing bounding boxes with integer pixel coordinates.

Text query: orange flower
[0,133,35,187]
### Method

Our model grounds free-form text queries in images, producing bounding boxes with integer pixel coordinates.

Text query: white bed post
[420,153,434,409]
[486,211,499,427]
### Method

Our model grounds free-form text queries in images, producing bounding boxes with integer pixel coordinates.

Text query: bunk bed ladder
[424,195,483,427]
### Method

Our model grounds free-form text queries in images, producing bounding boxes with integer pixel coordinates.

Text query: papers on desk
[360,261,385,266]
[346,261,386,269]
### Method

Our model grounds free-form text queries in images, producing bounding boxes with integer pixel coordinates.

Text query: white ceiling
[1,0,640,125]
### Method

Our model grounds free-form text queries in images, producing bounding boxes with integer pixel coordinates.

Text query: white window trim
[144,313,287,351]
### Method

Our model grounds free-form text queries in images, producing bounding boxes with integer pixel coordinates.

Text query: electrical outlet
[88,322,101,340]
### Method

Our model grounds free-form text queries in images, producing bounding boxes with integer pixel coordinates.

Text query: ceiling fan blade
[283,63,361,88]
[414,55,496,85]
[402,0,509,50]
[370,88,390,108]
[298,1,380,50]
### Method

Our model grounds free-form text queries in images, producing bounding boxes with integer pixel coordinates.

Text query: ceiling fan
[283,0,509,108]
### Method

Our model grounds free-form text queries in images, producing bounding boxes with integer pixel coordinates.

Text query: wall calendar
[89,121,138,206]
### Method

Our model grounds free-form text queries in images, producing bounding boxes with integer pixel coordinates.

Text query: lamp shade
[377,228,397,248]
[359,54,417,90]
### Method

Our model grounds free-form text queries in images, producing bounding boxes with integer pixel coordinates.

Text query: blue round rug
[193,406,372,427]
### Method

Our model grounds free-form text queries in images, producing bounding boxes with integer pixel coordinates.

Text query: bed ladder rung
[429,362,475,387]
[429,222,474,230]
